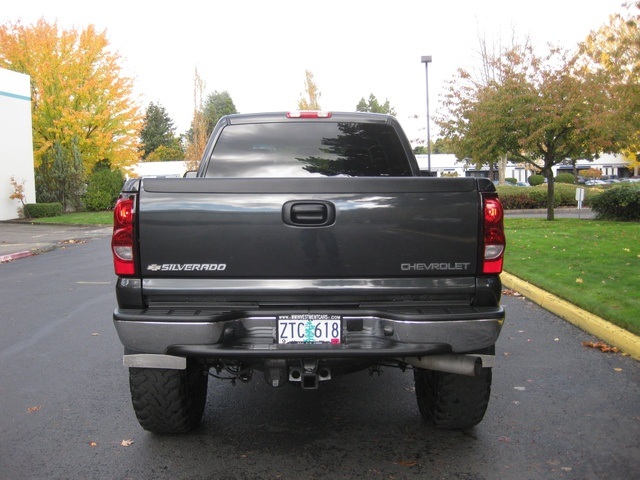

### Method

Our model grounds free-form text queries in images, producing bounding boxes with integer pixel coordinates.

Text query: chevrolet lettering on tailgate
[401,262,471,271]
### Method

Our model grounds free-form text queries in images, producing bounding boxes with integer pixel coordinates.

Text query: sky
[0,0,630,145]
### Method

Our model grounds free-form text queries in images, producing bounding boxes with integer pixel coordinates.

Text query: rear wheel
[129,359,208,434]
[414,365,492,430]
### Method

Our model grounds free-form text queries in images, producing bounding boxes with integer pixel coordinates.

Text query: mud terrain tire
[414,366,492,430]
[129,360,208,433]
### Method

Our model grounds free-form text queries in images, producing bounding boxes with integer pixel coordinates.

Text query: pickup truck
[111,111,506,433]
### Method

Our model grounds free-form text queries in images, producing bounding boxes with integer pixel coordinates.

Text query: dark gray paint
[137,177,481,279]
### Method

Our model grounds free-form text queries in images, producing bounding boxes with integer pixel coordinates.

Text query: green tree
[146,143,185,162]
[35,138,85,210]
[297,70,321,110]
[438,41,614,220]
[203,90,237,137]
[413,138,451,155]
[432,138,453,154]
[140,102,182,160]
[497,46,613,219]
[356,93,396,115]
[83,160,124,211]
[436,34,515,181]
[413,146,428,155]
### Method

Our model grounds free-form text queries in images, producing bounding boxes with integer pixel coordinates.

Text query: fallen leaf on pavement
[89,441,97,447]
[582,341,619,353]
[395,460,419,467]
[121,439,134,447]
[27,406,41,413]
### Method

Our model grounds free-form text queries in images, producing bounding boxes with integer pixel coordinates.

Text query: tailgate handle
[283,201,335,226]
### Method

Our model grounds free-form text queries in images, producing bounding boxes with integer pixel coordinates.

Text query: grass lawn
[504,218,640,336]
[28,211,112,225]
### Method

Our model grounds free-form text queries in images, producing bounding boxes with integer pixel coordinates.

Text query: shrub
[497,183,602,210]
[590,184,640,221]
[552,183,582,206]
[496,185,560,209]
[583,188,603,207]
[505,178,517,185]
[23,203,63,218]
[552,183,605,207]
[528,174,545,186]
[83,168,125,211]
[555,173,575,184]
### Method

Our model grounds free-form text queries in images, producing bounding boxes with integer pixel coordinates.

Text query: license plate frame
[277,314,342,345]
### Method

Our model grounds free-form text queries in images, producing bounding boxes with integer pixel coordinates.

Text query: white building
[416,153,632,180]
[0,68,36,220]
[126,160,189,178]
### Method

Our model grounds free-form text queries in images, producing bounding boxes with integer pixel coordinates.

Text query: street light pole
[421,55,432,176]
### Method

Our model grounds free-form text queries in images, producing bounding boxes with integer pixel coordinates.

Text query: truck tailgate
[137,177,480,279]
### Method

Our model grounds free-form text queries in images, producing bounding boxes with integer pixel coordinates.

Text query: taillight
[482,194,505,274]
[112,195,136,276]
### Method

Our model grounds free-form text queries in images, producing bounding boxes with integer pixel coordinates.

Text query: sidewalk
[0,221,111,263]
[505,206,594,218]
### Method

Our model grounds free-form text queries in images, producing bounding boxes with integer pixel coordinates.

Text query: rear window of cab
[204,122,412,178]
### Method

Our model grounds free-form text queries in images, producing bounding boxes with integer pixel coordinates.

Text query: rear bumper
[113,307,504,359]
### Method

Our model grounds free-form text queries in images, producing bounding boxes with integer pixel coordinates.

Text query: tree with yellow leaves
[578,2,640,175]
[0,19,142,206]
[184,68,208,172]
[297,70,321,110]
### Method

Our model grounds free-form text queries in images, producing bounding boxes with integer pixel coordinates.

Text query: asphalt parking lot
[0,222,111,262]
[0,225,638,479]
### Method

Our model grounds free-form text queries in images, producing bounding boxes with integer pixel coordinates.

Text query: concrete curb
[501,271,640,361]
[0,244,57,264]
[0,250,32,263]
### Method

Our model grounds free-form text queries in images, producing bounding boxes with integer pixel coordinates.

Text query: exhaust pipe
[399,354,494,377]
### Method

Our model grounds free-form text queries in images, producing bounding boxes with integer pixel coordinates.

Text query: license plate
[277,315,342,344]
